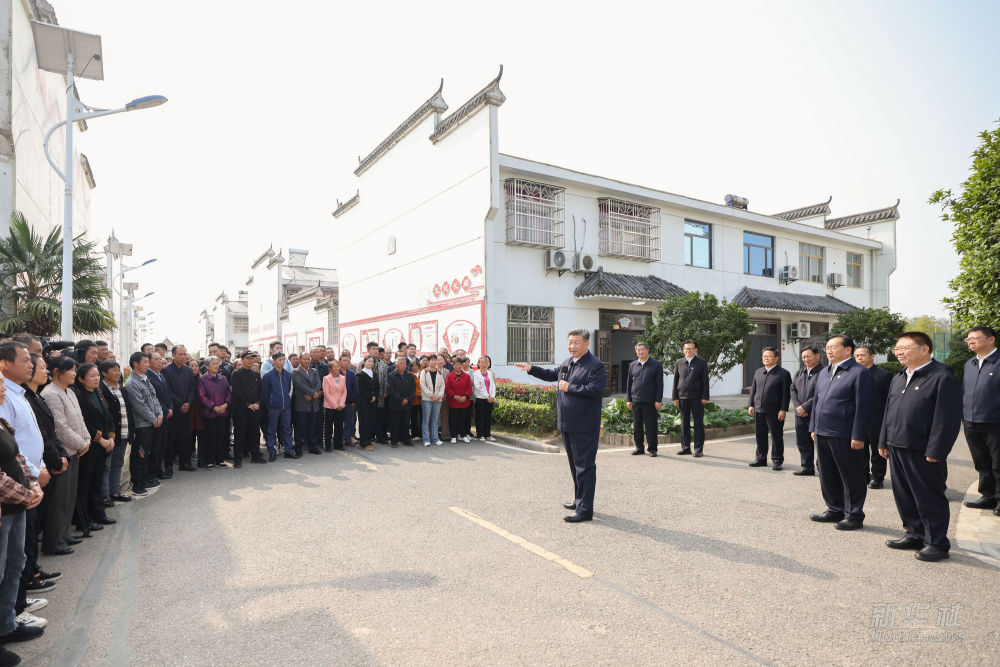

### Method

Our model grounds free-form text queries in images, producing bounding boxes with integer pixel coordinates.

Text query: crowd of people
[0,333,497,665]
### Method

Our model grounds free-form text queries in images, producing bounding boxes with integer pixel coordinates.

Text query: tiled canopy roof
[574,268,687,301]
[733,287,858,315]
[772,197,832,221]
[825,200,900,230]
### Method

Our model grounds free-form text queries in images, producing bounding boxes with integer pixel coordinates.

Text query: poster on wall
[383,328,404,352]
[408,321,439,354]
[341,333,357,358]
[283,334,299,354]
[360,328,379,349]
[442,320,479,356]
[306,328,325,350]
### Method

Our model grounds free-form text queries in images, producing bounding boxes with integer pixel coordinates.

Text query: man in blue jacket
[516,329,607,523]
[339,354,359,446]
[262,352,297,461]
[162,345,197,472]
[808,334,874,531]
[961,326,1000,514]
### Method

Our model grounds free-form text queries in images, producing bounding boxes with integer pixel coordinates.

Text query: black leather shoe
[284,452,301,459]
[772,463,783,471]
[178,465,196,472]
[111,495,132,502]
[267,452,277,462]
[793,469,815,476]
[868,479,883,489]
[309,449,323,455]
[0,622,44,642]
[749,460,767,467]
[835,519,863,531]
[563,502,577,510]
[96,517,116,525]
[630,449,645,456]
[88,523,104,531]
[963,496,997,510]
[994,508,1000,516]
[66,537,82,545]
[43,547,74,555]
[915,545,949,562]
[102,498,115,508]
[648,450,658,457]
[693,451,703,458]
[886,536,924,550]
[563,512,593,523]
[676,449,692,455]
[810,511,844,523]
[252,458,267,464]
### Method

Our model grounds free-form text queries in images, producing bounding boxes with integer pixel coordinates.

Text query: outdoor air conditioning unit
[574,253,597,273]
[790,321,811,338]
[827,272,844,287]
[779,265,798,283]
[544,249,572,271]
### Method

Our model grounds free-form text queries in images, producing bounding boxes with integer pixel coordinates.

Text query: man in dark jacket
[790,345,822,476]
[339,354,359,446]
[146,352,173,484]
[853,345,892,488]
[808,335,874,531]
[231,351,264,464]
[291,355,323,456]
[517,329,607,523]
[262,353,296,461]
[961,326,1000,513]
[671,340,710,457]
[747,347,791,470]
[162,345,197,472]
[625,342,664,457]
[386,358,416,446]
[878,332,962,562]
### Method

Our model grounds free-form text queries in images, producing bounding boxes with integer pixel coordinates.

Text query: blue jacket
[528,350,607,433]
[809,357,874,440]
[963,351,1000,423]
[262,369,293,411]
[343,368,358,404]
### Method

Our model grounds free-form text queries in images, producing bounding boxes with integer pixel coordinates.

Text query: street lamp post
[32,21,166,340]
[112,257,156,358]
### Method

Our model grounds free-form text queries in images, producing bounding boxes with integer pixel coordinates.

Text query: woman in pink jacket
[322,363,348,451]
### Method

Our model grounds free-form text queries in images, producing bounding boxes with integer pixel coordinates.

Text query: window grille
[507,305,554,364]
[504,179,565,248]
[598,198,661,261]
[233,317,249,333]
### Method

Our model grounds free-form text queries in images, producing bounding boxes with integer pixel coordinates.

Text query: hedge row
[491,397,557,431]
[495,378,558,408]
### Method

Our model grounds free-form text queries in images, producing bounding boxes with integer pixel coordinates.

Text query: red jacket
[445,371,473,409]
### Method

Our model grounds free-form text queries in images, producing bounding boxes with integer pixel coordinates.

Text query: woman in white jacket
[472,356,497,441]
[419,356,446,446]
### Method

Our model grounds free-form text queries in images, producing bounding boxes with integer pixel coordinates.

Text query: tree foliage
[643,292,754,383]
[930,120,1000,330]
[0,211,114,336]
[832,307,907,356]
[944,329,974,381]
[906,314,950,336]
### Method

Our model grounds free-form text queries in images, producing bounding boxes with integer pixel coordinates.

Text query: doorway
[743,320,780,390]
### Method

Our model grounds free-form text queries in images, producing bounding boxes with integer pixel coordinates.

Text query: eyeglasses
[966,336,986,342]
[892,345,919,353]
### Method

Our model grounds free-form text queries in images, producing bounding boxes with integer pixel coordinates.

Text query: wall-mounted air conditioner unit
[827,272,844,288]
[779,265,798,283]
[544,249,571,271]
[789,321,811,338]
[574,253,596,273]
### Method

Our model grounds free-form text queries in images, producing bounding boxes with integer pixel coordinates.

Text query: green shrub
[495,378,558,407]
[492,397,557,431]
[601,398,751,435]
[877,361,904,375]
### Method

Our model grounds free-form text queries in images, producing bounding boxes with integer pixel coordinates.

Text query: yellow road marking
[337,450,378,471]
[449,506,594,578]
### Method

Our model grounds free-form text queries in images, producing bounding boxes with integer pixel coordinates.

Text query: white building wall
[283,300,328,355]
[247,257,283,355]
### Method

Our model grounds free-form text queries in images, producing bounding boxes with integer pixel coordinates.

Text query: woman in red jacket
[444,358,473,443]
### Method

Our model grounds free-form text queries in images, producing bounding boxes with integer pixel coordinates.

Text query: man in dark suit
[747,347,791,470]
[672,340,710,457]
[854,345,892,488]
[790,345,822,476]
[961,326,1000,514]
[625,341,663,457]
[146,352,173,485]
[808,335,874,531]
[516,329,607,523]
[878,332,962,562]
[386,358,416,447]
[162,344,197,472]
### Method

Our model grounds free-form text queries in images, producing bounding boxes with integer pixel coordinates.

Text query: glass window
[743,232,774,276]
[799,243,826,283]
[846,252,863,288]
[684,220,712,268]
[507,305,555,364]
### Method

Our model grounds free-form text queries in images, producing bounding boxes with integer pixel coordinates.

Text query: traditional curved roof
[824,200,900,230]
[772,196,832,221]
[574,268,687,301]
[429,66,505,144]
[733,287,858,315]
[354,80,448,176]
[332,191,359,218]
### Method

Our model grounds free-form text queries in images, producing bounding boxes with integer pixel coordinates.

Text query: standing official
[291,354,323,456]
[671,340,709,457]
[387,358,416,447]
[516,329,607,523]
[961,326,1000,514]
[146,353,173,485]
[747,348,791,470]
[854,345,892,489]
[625,342,663,457]
[162,345,196,473]
[790,346,821,476]
[231,351,265,464]
[879,332,962,561]
[808,335,873,531]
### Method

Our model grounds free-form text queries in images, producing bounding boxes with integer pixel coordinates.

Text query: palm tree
[0,211,114,336]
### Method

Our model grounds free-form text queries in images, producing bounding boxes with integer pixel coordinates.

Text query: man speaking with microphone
[515,329,607,523]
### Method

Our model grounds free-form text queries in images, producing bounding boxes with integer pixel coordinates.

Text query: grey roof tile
[824,200,900,230]
[772,197,832,221]
[574,268,687,300]
[732,287,858,314]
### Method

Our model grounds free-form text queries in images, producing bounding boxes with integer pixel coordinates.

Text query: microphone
[559,365,569,381]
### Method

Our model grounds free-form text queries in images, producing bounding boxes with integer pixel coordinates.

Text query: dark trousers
[795,414,814,471]
[41,457,75,552]
[294,410,322,452]
[167,411,191,469]
[389,408,410,444]
[131,427,153,491]
[632,402,658,452]
[203,418,228,464]
[562,430,599,515]
[449,406,471,438]
[754,412,784,464]
[889,446,950,549]
[233,408,262,461]
[343,403,356,443]
[816,435,868,521]
[474,399,493,438]
[964,421,1000,499]
[324,408,344,450]
[866,425,888,482]
[375,405,389,443]
[440,402,451,440]
[19,507,38,583]
[266,407,293,454]
[410,404,422,439]
[679,399,705,453]
[77,449,109,529]
[148,416,168,480]
[357,400,374,446]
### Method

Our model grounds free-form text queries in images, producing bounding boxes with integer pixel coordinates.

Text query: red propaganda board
[442,319,480,356]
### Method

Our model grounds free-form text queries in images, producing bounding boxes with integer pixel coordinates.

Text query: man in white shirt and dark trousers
[626,342,663,457]
[961,326,1000,515]
[672,340,709,457]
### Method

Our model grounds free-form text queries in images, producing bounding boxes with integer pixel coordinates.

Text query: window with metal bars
[504,179,565,248]
[598,198,661,261]
[507,305,554,364]
[233,317,249,333]
[328,307,339,347]
[846,252,863,288]
[799,243,826,283]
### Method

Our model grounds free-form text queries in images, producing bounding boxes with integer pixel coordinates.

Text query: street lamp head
[126,95,167,111]
[141,258,157,266]
[143,291,154,298]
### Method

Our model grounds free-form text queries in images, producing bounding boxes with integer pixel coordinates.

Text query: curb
[955,480,1000,569]
[492,433,561,453]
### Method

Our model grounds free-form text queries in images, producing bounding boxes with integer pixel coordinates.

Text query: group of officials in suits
[526,325,999,565]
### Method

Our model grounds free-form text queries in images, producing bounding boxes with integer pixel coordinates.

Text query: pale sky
[57,0,1000,347]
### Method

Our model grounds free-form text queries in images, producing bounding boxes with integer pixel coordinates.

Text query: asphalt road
[15,432,999,666]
